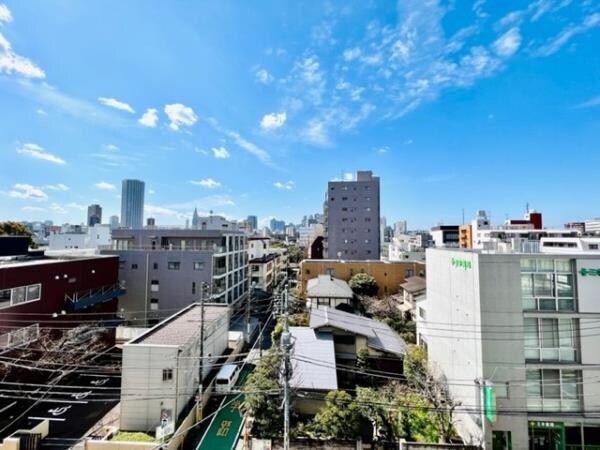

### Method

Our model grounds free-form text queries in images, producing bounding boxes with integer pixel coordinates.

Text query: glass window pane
[562,370,578,399]
[26,284,40,302]
[527,370,541,398]
[537,259,554,272]
[12,287,26,305]
[521,259,536,271]
[0,289,11,308]
[555,260,572,273]
[534,274,553,296]
[523,297,536,310]
[556,274,573,297]
[525,348,540,360]
[524,318,539,347]
[541,318,559,348]
[521,274,534,296]
[542,369,560,398]
[558,298,575,311]
[539,298,556,310]
[559,319,574,347]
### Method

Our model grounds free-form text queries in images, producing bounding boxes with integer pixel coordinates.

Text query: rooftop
[249,253,279,264]
[0,252,117,269]
[310,307,407,356]
[400,276,427,293]
[289,327,338,391]
[129,303,228,347]
[307,274,353,299]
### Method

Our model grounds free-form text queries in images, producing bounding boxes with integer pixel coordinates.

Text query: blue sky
[0,0,598,229]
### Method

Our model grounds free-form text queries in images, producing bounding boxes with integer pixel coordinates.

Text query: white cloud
[212,146,230,159]
[574,95,600,109]
[343,47,361,61]
[17,142,65,164]
[6,183,47,200]
[190,178,222,189]
[260,112,287,130]
[493,27,521,57]
[98,97,135,113]
[45,183,69,191]
[534,13,600,57]
[404,139,414,145]
[195,147,209,155]
[274,180,294,190]
[376,146,390,154]
[304,119,329,146]
[36,108,47,115]
[103,144,118,151]
[0,4,13,23]
[0,31,45,78]
[66,202,86,211]
[254,67,274,84]
[95,181,116,190]
[148,189,156,195]
[49,203,67,214]
[145,204,182,217]
[22,206,45,212]
[138,108,158,127]
[164,103,197,130]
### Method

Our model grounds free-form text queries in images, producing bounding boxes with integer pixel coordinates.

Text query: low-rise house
[398,275,426,318]
[306,274,353,310]
[120,303,229,432]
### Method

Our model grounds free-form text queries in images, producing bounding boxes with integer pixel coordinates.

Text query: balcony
[213,266,228,277]
[65,283,126,312]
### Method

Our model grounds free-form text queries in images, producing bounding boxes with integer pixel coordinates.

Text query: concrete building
[0,237,123,348]
[109,215,120,229]
[103,228,248,325]
[394,220,407,236]
[269,218,286,233]
[247,215,258,232]
[120,304,229,431]
[121,179,145,229]
[418,244,600,449]
[47,224,111,252]
[306,274,353,310]
[388,233,426,262]
[584,219,600,234]
[248,237,283,292]
[431,225,460,247]
[87,204,102,227]
[299,259,425,298]
[459,224,473,248]
[324,170,380,260]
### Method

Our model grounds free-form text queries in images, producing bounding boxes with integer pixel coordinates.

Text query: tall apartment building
[247,215,258,232]
[324,170,380,260]
[103,228,248,325]
[87,204,102,226]
[418,238,600,450]
[120,179,145,229]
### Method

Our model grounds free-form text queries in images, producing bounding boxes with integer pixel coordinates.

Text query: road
[196,367,252,450]
[0,348,121,449]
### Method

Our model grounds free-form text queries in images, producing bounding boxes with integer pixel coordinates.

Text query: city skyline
[0,1,599,229]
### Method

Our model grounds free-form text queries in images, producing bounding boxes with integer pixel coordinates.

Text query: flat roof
[216,364,239,379]
[301,259,424,265]
[129,303,228,347]
[0,253,117,269]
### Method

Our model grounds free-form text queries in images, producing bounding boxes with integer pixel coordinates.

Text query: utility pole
[281,285,291,450]
[245,283,253,344]
[197,282,208,421]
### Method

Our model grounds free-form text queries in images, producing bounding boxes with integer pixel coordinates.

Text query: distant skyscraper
[120,179,145,229]
[192,208,200,228]
[146,217,156,227]
[269,218,286,233]
[324,170,380,260]
[109,215,120,229]
[247,215,258,232]
[394,220,407,236]
[87,204,102,226]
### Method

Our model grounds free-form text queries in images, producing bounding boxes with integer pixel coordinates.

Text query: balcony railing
[65,283,126,311]
[213,266,227,276]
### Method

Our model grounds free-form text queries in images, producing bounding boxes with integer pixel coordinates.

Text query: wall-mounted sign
[579,268,600,277]
[451,257,472,269]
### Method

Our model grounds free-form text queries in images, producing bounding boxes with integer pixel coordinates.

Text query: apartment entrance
[530,421,565,450]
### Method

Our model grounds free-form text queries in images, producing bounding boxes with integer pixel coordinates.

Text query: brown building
[459,224,473,248]
[298,259,425,297]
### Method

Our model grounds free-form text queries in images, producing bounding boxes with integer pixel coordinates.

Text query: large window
[527,369,580,412]
[167,261,181,270]
[524,318,577,362]
[0,283,42,309]
[521,259,575,311]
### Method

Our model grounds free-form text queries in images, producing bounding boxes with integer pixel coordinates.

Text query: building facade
[418,246,600,449]
[104,228,248,325]
[120,304,229,431]
[324,170,380,260]
[247,237,282,292]
[247,215,258,232]
[299,259,425,297]
[87,204,102,227]
[47,224,111,251]
[120,179,145,229]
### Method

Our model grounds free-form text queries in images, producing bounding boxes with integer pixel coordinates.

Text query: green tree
[311,390,361,440]
[0,221,37,248]
[395,388,440,443]
[349,273,378,296]
[355,387,396,442]
[286,244,304,264]
[244,350,283,438]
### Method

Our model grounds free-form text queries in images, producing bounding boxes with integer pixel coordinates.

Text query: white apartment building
[248,237,282,292]
[418,243,600,450]
[47,224,111,252]
[120,304,229,431]
[388,233,426,262]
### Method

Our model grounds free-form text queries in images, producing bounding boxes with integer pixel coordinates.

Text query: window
[151,280,159,292]
[150,298,159,311]
[193,262,204,271]
[495,382,510,399]
[12,287,26,305]
[0,289,10,308]
[162,368,173,381]
[26,285,41,302]
[521,259,575,311]
[526,369,581,412]
[492,431,512,450]
[590,244,599,250]
[131,263,138,270]
[524,318,577,362]
[168,261,181,270]
[119,261,126,270]
[153,262,158,270]
[419,307,426,320]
